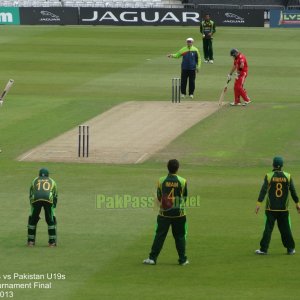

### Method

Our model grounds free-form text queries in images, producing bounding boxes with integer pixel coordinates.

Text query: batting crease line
[135,153,148,164]
[19,150,37,161]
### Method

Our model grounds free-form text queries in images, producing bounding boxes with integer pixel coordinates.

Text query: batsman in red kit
[227,49,251,106]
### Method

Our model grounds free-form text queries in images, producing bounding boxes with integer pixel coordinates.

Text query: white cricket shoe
[209,60,214,64]
[179,260,189,266]
[255,249,267,255]
[181,94,186,99]
[189,95,194,99]
[143,258,156,265]
[287,249,296,255]
[230,102,242,106]
[204,60,208,63]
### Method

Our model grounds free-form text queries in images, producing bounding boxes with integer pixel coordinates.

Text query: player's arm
[167,47,185,59]
[52,180,58,207]
[289,178,300,213]
[196,48,201,70]
[157,181,162,202]
[195,50,199,72]
[29,178,36,201]
[183,181,188,202]
[212,21,216,34]
[229,64,236,76]
[29,186,33,201]
[228,63,237,81]
[200,22,203,34]
[238,59,245,72]
[255,176,268,214]
[208,22,216,38]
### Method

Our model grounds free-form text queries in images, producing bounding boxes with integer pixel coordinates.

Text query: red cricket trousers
[234,72,250,104]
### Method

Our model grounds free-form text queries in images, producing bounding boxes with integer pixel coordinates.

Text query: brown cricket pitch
[18,101,220,164]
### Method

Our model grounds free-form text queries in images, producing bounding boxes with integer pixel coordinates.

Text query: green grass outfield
[0,26,300,300]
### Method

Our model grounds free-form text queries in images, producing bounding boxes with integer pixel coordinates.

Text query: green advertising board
[0,7,20,25]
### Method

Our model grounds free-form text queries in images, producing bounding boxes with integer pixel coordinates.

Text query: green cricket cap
[273,156,283,168]
[39,168,49,177]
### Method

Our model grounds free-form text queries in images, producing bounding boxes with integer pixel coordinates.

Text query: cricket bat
[0,79,14,107]
[218,79,230,106]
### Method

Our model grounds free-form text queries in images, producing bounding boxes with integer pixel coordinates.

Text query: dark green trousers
[149,215,187,263]
[28,201,57,244]
[260,210,295,252]
[203,38,213,60]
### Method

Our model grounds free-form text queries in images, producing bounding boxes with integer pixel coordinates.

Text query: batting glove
[227,74,232,81]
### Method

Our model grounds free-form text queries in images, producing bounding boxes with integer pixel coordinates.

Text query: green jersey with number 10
[30,176,58,205]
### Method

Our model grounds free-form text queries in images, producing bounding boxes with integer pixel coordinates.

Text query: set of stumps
[172,77,181,103]
[78,125,89,158]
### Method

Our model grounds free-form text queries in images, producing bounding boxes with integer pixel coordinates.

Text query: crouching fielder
[228,48,251,106]
[27,168,58,247]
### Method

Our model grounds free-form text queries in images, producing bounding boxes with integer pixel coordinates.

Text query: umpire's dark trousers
[203,38,213,60]
[260,210,295,252]
[181,69,196,96]
[28,201,57,244]
[149,215,187,263]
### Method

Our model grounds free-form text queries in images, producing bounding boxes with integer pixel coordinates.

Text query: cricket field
[0,26,300,300]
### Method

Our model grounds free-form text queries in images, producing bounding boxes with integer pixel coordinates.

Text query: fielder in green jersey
[27,168,58,247]
[255,157,300,255]
[143,159,189,265]
[200,13,216,63]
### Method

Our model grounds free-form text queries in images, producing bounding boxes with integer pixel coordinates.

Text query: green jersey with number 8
[258,171,299,211]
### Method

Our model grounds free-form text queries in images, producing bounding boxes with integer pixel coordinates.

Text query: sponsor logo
[0,8,20,25]
[0,12,13,23]
[39,10,61,22]
[223,12,245,24]
[279,11,300,25]
[81,10,200,24]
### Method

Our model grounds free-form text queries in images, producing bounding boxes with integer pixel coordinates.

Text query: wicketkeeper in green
[255,157,300,255]
[143,159,188,265]
[27,168,58,247]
